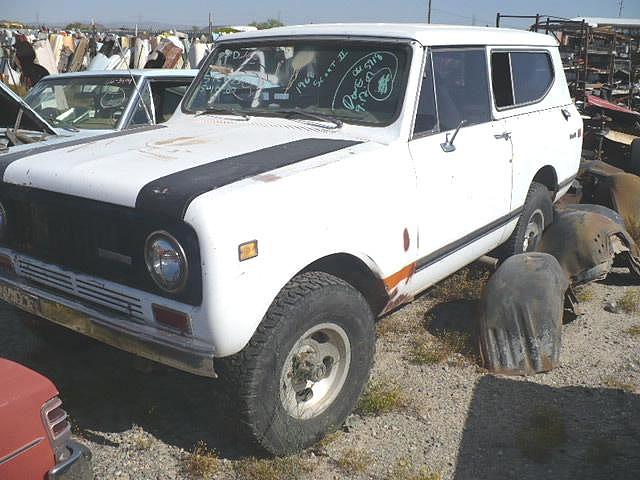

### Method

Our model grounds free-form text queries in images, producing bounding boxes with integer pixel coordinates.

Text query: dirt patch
[0,268,638,479]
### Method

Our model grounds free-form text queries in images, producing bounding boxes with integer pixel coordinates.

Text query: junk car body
[0,24,582,453]
[0,358,92,479]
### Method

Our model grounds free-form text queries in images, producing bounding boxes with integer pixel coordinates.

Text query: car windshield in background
[183,41,411,126]
[25,77,137,130]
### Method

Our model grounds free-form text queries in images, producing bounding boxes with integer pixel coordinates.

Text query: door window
[150,81,191,123]
[432,49,491,131]
[490,52,513,108]
[413,53,438,136]
[490,51,554,108]
[129,83,154,127]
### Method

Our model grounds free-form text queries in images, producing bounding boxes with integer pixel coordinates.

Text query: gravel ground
[0,268,638,480]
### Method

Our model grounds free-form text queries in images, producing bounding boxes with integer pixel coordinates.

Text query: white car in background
[0,24,582,455]
[24,69,198,133]
[1,69,197,154]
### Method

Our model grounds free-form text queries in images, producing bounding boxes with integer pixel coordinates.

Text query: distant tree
[249,18,284,30]
[64,21,94,30]
[216,27,240,34]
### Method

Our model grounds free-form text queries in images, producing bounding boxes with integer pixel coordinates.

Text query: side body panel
[489,46,582,218]
[184,141,419,356]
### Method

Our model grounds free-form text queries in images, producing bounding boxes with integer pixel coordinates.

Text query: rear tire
[501,182,553,258]
[218,271,375,455]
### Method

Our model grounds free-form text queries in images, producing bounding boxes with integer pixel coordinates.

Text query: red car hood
[0,358,58,463]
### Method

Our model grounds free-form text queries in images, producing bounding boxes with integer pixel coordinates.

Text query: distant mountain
[10,18,209,31]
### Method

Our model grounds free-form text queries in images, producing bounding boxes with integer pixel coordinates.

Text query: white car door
[408,48,513,276]
[489,48,581,211]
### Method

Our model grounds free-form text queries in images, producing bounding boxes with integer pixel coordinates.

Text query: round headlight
[144,231,188,293]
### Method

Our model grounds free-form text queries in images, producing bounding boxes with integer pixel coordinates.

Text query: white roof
[221,23,557,47]
[42,69,198,80]
[571,17,640,28]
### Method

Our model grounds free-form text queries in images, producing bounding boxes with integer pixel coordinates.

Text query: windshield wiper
[273,109,343,129]
[195,106,250,121]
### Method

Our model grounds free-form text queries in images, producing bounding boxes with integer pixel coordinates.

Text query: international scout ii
[0,24,581,454]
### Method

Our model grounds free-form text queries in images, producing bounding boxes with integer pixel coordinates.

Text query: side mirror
[440,120,467,153]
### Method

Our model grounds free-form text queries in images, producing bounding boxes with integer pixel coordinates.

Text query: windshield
[183,40,412,126]
[25,77,137,130]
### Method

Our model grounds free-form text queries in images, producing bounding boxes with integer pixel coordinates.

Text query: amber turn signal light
[152,304,191,334]
[238,240,258,261]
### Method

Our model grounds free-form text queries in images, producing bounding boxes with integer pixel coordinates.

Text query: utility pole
[208,12,212,42]
[427,0,432,24]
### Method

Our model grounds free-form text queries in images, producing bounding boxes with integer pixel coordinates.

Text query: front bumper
[48,440,92,480]
[0,266,216,378]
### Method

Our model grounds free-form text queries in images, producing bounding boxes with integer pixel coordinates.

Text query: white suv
[0,24,581,454]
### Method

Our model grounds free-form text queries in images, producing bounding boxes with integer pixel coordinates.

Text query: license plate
[0,284,41,315]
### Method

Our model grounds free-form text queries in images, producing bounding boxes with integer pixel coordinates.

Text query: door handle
[494,131,511,140]
[561,108,571,120]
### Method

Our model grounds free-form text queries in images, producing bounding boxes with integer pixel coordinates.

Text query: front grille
[0,185,202,305]
[17,258,145,320]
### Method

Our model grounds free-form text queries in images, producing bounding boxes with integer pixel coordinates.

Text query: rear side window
[432,49,491,131]
[511,52,554,104]
[490,51,554,109]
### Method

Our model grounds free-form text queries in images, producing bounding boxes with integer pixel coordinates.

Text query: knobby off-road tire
[502,182,553,257]
[218,271,375,455]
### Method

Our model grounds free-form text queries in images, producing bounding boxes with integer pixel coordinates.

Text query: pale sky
[1,0,638,28]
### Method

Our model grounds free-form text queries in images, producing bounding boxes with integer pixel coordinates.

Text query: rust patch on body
[253,173,282,183]
[152,136,208,147]
[381,290,413,315]
[383,263,416,292]
[403,228,410,251]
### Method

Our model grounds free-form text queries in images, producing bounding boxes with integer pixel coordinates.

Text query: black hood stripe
[0,124,166,179]
[135,138,362,219]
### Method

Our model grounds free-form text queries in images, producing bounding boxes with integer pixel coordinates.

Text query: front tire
[219,271,375,455]
[502,182,553,257]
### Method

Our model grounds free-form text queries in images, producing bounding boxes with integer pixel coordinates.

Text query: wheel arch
[532,165,558,195]
[299,253,389,316]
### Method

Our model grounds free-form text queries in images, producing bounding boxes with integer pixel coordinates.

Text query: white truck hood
[1,115,367,216]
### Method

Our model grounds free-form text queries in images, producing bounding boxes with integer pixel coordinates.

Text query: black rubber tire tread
[217,271,375,455]
[501,182,553,258]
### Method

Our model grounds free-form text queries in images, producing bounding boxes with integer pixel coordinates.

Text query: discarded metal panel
[604,129,637,146]
[33,39,57,75]
[49,34,63,68]
[133,38,150,69]
[68,38,89,72]
[479,253,568,376]
[537,205,640,283]
[161,43,184,69]
[601,173,640,224]
[57,46,73,73]
[580,159,624,177]
[586,94,640,117]
[188,41,210,69]
[62,35,75,53]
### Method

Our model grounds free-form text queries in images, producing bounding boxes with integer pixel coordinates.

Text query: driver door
[408,48,513,267]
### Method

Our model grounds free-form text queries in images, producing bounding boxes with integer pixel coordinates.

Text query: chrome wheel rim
[279,322,351,420]
[523,209,544,252]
